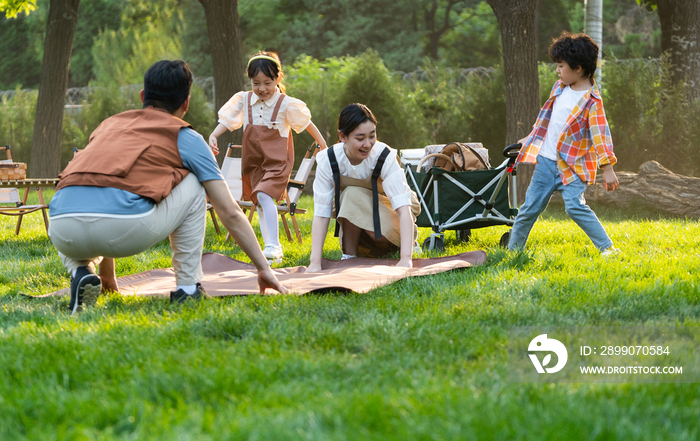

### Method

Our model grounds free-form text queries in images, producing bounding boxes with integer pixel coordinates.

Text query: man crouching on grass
[49,60,287,314]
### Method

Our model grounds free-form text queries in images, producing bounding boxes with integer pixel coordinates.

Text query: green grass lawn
[1,191,699,440]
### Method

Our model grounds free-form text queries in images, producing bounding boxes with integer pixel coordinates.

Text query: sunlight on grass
[1,193,699,440]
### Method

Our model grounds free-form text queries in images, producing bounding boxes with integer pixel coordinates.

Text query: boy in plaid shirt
[508,32,620,255]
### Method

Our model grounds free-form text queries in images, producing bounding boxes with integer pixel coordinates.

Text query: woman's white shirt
[217,90,311,138]
[313,142,413,218]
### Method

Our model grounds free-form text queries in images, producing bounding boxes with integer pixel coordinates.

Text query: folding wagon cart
[403,144,522,251]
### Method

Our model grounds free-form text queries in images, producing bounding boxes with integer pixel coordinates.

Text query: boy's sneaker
[601,247,620,257]
[69,266,102,315]
[170,283,209,304]
[263,245,284,264]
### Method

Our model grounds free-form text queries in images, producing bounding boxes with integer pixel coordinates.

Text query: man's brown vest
[58,107,192,203]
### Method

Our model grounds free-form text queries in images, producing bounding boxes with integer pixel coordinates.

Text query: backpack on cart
[418,142,490,172]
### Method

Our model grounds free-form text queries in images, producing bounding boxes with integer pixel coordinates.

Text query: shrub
[538,62,559,103]
[338,49,428,150]
[401,64,506,161]
[59,83,141,169]
[0,87,37,164]
[286,51,429,160]
[286,55,354,159]
[603,55,700,175]
[184,82,215,139]
[458,67,507,159]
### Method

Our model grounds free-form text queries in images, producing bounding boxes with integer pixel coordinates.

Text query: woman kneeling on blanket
[306,103,420,273]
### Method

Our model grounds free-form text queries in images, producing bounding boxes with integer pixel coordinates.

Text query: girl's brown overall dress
[241,91,294,205]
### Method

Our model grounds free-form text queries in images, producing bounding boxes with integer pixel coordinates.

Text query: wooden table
[0,179,58,235]
[0,178,59,189]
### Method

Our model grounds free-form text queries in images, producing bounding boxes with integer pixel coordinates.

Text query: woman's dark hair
[549,31,599,80]
[247,51,286,93]
[143,60,193,113]
[337,103,377,138]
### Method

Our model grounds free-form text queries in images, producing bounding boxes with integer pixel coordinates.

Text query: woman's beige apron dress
[335,171,420,258]
[241,91,294,205]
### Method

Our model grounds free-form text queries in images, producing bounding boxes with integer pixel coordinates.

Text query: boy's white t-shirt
[538,85,588,161]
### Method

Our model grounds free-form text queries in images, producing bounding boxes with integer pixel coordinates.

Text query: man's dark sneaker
[69,266,102,314]
[170,283,210,304]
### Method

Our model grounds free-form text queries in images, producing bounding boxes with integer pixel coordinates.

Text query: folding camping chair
[0,145,50,235]
[212,142,320,244]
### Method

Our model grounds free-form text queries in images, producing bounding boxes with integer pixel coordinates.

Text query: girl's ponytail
[246,51,286,93]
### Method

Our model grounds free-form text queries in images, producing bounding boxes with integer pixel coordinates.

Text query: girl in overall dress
[306,104,420,273]
[209,51,327,263]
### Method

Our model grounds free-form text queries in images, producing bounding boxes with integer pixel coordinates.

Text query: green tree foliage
[240,0,426,71]
[407,62,506,154]
[0,13,41,89]
[179,0,212,78]
[0,88,37,163]
[441,2,500,67]
[0,0,36,18]
[604,0,660,59]
[69,0,125,85]
[0,0,667,90]
[286,55,355,147]
[603,56,700,175]
[536,0,572,61]
[92,0,183,85]
[339,49,428,149]
[0,0,126,88]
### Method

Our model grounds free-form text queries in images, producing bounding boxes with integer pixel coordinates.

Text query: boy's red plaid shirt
[516,80,617,185]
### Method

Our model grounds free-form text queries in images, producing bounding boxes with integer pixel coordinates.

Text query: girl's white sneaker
[263,245,284,264]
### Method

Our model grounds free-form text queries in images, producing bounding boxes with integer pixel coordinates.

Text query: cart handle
[417,153,453,172]
[503,143,522,158]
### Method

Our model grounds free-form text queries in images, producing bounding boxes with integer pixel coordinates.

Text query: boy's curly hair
[549,32,599,80]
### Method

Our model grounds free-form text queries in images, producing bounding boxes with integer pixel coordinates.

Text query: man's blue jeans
[508,157,613,252]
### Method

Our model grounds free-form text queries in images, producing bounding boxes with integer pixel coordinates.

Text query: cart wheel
[499,231,511,248]
[455,229,471,243]
[422,235,445,252]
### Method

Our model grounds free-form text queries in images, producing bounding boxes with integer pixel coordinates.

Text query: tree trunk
[29,0,80,178]
[199,0,246,164]
[487,0,540,204]
[424,0,458,60]
[584,0,603,86]
[550,161,700,219]
[657,0,700,101]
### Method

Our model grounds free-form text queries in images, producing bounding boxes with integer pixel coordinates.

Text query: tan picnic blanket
[44,251,487,297]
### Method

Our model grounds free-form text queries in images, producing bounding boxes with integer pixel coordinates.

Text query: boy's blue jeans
[507,157,613,252]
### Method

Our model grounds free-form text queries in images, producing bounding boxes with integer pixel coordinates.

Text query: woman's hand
[396,206,415,269]
[308,216,331,274]
[208,134,219,155]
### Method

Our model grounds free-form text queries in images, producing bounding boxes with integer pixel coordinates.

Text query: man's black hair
[143,60,193,113]
[337,103,377,138]
[549,32,599,80]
